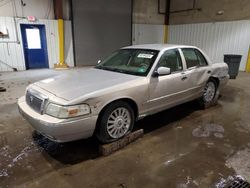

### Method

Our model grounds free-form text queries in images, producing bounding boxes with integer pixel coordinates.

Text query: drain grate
[228,178,250,188]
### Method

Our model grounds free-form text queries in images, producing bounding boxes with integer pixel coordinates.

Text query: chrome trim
[26,88,49,114]
[147,85,201,103]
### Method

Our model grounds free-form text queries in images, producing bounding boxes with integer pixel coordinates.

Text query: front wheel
[96,101,135,143]
[199,79,218,108]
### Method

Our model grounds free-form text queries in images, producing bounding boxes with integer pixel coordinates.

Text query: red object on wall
[27,16,36,22]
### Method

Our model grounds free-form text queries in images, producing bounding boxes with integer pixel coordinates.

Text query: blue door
[21,24,49,69]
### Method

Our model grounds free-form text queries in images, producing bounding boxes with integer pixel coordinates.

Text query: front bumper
[18,96,98,143]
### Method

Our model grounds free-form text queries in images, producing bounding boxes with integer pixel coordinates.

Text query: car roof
[122,44,196,51]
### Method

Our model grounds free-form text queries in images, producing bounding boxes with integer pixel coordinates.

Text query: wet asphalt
[1,69,250,188]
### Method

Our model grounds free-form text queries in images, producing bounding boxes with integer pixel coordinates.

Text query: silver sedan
[18,44,229,143]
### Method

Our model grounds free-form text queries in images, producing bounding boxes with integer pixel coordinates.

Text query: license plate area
[26,89,47,114]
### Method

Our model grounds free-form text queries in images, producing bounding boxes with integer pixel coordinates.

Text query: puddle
[234,120,250,133]
[176,176,199,188]
[163,152,190,166]
[0,169,8,177]
[0,135,63,178]
[0,147,32,177]
[192,123,224,138]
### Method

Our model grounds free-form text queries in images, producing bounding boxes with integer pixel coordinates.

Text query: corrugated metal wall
[168,20,250,71]
[0,17,74,72]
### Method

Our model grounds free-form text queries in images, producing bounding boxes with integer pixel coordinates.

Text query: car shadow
[136,100,201,134]
[32,132,100,164]
[32,100,202,165]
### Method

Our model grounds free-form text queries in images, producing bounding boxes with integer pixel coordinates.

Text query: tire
[96,101,135,143]
[199,79,218,108]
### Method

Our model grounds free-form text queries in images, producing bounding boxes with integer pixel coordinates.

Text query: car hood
[34,68,141,101]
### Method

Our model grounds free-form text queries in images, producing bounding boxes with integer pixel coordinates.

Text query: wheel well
[209,77,219,88]
[119,98,139,118]
[95,98,139,131]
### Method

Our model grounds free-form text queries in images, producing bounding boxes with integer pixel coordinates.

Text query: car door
[146,48,192,112]
[181,48,211,98]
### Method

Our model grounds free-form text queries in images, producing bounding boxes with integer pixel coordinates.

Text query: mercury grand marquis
[18,44,229,143]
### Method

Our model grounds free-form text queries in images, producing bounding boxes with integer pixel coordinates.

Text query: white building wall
[168,20,250,71]
[133,20,250,71]
[64,21,74,67]
[0,0,54,19]
[132,24,164,45]
[0,17,74,72]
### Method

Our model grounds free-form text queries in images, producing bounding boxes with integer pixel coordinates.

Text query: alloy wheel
[106,107,131,139]
[203,81,216,103]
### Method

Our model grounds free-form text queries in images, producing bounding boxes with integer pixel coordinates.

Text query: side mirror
[154,67,171,76]
[97,60,102,64]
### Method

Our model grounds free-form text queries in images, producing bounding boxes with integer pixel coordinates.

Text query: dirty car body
[18,44,229,143]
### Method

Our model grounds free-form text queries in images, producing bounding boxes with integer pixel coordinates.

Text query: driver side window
[158,49,183,73]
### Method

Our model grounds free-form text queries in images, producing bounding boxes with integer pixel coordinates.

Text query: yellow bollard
[246,47,250,73]
[54,19,68,69]
[163,25,168,43]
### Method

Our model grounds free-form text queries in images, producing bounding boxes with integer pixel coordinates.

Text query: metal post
[54,0,68,69]
[246,46,250,73]
[163,0,170,43]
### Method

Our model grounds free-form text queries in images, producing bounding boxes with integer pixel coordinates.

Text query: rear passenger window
[182,48,208,68]
[182,48,199,68]
[194,49,208,66]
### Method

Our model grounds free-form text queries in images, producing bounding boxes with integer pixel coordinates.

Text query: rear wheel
[199,79,218,108]
[96,101,135,143]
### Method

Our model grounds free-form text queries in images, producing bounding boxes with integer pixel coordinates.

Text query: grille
[26,90,45,114]
[217,176,250,188]
[227,178,250,188]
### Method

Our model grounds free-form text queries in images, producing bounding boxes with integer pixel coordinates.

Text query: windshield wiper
[96,66,124,73]
[95,66,110,71]
[110,68,126,73]
[96,66,140,75]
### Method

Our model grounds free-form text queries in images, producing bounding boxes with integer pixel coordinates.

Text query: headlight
[45,103,91,118]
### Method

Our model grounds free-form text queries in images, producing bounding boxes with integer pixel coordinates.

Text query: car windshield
[95,49,159,76]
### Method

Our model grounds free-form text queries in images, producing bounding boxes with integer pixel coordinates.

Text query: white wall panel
[168,20,250,71]
[0,17,24,71]
[0,17,74,72]
[64,21,74,67]
[132,24,164,45]
[0,0,54,19]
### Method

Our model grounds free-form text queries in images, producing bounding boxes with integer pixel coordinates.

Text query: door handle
[207,70,211,74]
[181,76,188,81]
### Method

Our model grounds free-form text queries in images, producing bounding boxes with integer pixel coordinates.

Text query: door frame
[20,24,49,70]
[145,48,190,112]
